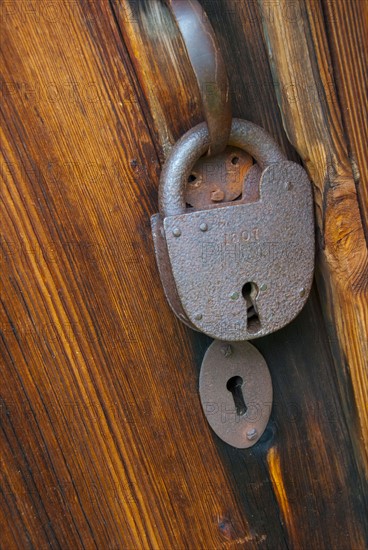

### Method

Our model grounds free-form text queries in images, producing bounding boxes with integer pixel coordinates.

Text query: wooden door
[1,1,367,548]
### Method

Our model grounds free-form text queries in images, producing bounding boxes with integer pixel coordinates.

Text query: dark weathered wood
[259,0,368,475]
[1,0,367,548]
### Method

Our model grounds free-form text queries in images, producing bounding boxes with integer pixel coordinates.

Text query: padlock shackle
[168,0,232,157]
[159,118,286,217]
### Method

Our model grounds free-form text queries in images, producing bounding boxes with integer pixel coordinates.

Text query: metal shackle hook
[159,118,286,217]
[168,0,232,156]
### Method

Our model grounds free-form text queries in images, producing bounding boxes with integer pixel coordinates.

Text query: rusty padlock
[151,118,314,341]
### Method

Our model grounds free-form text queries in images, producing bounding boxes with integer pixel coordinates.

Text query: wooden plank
[258,0,368,477]
[1,0,367,548]
[322,0,368,235]
[0,2,254,547]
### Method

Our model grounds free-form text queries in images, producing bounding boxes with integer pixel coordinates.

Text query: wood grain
[259,0,368,474]
[1,0,367,548]
[322,0,368,237]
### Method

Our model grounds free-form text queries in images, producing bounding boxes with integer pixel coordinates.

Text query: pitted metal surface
[151,213,198,331]
[151,163,262,329]
[185,146,253,208]
[199,340,272,448]
[159,119,285,217]
[163,161,314,341]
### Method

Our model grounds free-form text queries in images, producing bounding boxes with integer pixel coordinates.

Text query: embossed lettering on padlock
[151,118,314,341]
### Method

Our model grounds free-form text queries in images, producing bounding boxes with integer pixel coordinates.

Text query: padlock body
[151,213,199,330]
[162,161,314,341]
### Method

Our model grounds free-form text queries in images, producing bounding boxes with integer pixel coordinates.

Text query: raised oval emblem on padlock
[152,118,315,341]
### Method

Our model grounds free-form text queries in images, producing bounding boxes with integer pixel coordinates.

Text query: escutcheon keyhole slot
[226,376,247,416]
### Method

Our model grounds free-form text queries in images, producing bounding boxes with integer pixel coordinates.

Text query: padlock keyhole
[226,376,247,416]
[242,282,261,334]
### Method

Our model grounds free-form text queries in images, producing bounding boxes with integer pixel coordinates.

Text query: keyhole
[226,376,247,416]
[242,282,261,334]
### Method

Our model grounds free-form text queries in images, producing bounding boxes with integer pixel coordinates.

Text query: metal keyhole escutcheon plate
[199,340,272,448]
